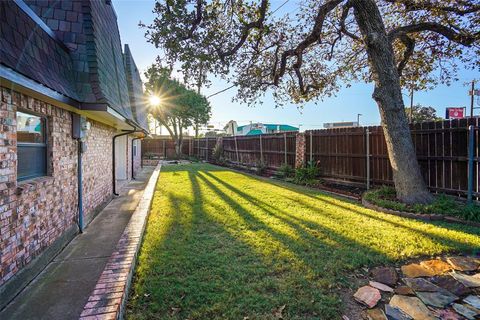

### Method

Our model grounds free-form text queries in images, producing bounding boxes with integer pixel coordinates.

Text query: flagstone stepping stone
[452,303,480,320]
[415,290,459,308]
[420,259,452,275]
[463,295,480,309]
[384,304,412,320]
[365,308,387,320]
[447,256,479,271]
[389,295,436,320]
[369,281,394,292]
[354,286,381,308]
[394,286,415,296]
[451,272,480,288]
[371,267,398,286]
[401,263,435,278]
[403,278,441,292]
[430,308,463,320]
[431,275,471,296]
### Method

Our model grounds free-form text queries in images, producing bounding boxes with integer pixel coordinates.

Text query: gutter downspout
[131,136,143,180]
[113,122,139,196]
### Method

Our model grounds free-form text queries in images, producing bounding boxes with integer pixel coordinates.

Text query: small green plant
[254,160,267,175]
[212,143,223,163]
[277,163,295,179]
[294,161,319,184]
[364,186,480,222]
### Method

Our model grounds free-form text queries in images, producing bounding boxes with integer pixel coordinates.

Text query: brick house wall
[0,87,117,286]
[133,139,142,176]
[81,121,115,217]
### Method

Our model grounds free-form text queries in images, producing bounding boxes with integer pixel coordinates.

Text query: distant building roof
[245,129,263,136]
[264,124,299,131]
[237,123,299,132]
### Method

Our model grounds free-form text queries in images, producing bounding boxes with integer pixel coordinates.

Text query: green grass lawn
[126,163,480,319]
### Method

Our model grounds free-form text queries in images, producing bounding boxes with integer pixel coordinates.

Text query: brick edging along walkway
[79,164,161,320]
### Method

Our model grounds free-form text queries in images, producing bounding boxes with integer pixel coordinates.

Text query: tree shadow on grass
[129,166,342,319]
[130,164,480,320]
[200,168,480,253]
[193,170,395,283]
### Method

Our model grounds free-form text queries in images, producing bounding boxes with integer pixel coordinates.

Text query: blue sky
[113,0,479,132]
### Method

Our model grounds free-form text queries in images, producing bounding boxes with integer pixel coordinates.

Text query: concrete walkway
[0,167,155,320]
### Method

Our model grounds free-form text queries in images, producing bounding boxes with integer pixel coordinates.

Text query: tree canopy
[405,104,441,122]
[143,0,479,204]
[144,0,479,104]
[145,64,211,155]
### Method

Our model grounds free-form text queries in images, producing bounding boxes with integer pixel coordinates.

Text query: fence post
[468,125,474,203]
[259,135,264,163]
[366,128,370,190]
[235,136,239,163]
[309,130,313,163]
[284,133,287,165]
[206,138,209,162]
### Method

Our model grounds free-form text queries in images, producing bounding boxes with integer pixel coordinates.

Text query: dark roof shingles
[0,1,79,100]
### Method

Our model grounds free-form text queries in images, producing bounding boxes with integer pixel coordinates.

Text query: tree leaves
[143,0,479,106]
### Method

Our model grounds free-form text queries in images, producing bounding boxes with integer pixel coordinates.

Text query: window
[17,111,47,181]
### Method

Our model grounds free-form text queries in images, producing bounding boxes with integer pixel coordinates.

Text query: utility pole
[470,80,475,118]
[357,114,362,126]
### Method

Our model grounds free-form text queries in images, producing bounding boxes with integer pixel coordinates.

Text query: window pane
[17,111,45,144]
[17,145,47,181]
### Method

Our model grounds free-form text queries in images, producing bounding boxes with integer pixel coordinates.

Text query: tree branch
[339,1,360,41]
[217,0,269,59]
[180,0,203,40]
[273,0,343,85]
[389,22,479,46]
[396,34,415,76]
[384,0,480,16]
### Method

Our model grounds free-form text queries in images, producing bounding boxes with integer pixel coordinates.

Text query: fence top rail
[222,132,297,140]
[305,117,480,135]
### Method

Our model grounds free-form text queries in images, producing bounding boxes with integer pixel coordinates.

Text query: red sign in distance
[447,107,464,119]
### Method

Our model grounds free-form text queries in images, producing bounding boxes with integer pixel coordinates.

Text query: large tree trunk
[352,0,433,204]
[174,141,183,158]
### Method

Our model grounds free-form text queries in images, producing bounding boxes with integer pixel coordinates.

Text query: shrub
[277,163,295,179]
[212,143,223,162]
[363,186,480,222]
[294,161,319,184]
[254,160,267,175]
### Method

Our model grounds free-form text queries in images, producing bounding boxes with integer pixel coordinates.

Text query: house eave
[1,66,146,134]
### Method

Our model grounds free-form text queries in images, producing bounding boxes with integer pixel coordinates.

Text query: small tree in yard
[146,65,211,157]
[144,0,480,204]
[405,104,441,123]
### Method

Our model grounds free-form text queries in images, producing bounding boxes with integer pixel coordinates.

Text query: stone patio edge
[78,163,162,320]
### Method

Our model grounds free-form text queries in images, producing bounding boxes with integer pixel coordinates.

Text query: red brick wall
[81,121,115,216]
[0,87,116,286]
[295,133,306,168]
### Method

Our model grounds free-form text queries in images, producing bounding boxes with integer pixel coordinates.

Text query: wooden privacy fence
[305,118,479,199]
[222,133,297,169]
[142,137,193,159]
[144,118,479,200]
[193,137,217,161]
[193,132,297,169]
